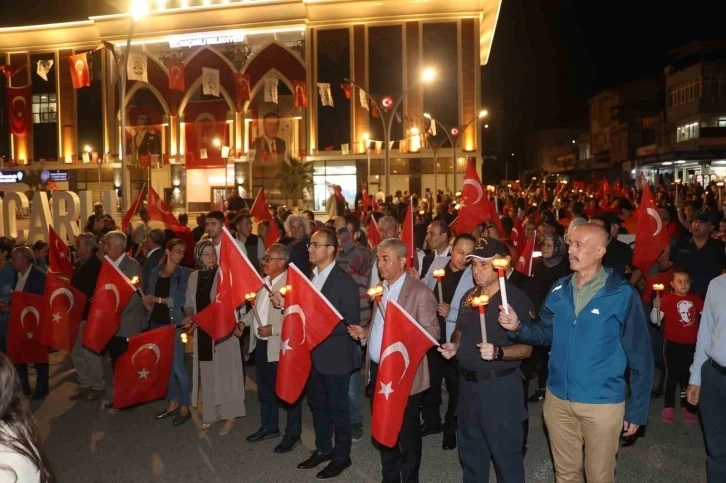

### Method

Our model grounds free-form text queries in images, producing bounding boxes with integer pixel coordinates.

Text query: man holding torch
[438,236,534,483]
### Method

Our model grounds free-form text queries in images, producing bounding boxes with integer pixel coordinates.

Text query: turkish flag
[0,64,26,79]
[367,216,382,248]
[7,292,48,365]
[167,61,185,91]
[37,274,86,352]
[400,199,415,269]
[193,227,264,340]
[457,161,489,234]
[510,216,526,254]
[234,73,251,107]
[48,226,74,278]
[69,53,91,89]
[293,80,308,107]
[250,188,280,247]
[341,83,352,99]
[371,300,437,447]
[147,185,181,229]
[276,264,344,404]
[112,325,175,409]
[487,199,506,241]
[7,85,32,136]
[633,181,670,274]
[121,183,147,231]
[515,234,536,276]
[83,257,138,353]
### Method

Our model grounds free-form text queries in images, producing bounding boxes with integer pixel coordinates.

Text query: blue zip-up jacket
[510,267,654,425]
[145,265,189,325]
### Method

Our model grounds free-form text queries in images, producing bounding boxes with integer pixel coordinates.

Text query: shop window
[32,93,57,124]
[676,122,699,142]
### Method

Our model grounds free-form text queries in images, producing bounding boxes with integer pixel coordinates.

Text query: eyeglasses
[259,256,284,263]
[307,243,332,249]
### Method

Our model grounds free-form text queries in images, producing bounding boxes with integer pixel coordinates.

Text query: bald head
[575,223,609,248]
[567,223,607,274]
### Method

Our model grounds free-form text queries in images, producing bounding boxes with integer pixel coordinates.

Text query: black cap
[465,236,510,262]
[695,208,719,226]
[601,211,625,226]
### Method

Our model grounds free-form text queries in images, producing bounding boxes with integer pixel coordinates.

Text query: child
[651,264,703,424]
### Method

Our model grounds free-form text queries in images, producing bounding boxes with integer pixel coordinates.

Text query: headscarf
[194,240,217,271]
[542,234,566,268]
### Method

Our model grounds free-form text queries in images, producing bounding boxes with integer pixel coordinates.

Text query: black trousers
[255,340,302,437]
[663,340,696,408]
[420,348,458,433]
[107,336,129,370]
[371,361,424,483]
[307,365,352,463]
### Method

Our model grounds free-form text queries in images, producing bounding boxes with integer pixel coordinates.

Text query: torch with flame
[491,259,510,315]
[471,294,490,344]
[432,269,446,302]
[368,285,385,318]
[130,276,145,296]
[653,283,665,326]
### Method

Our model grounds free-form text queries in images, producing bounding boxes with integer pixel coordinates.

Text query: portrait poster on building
[184,99,229,168]
[125,98,163,161]
[248,87,304,163]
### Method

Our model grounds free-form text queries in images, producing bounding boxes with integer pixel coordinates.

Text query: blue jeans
[348,346,363,425]
[700,360,726,483]
[152,324,190,407]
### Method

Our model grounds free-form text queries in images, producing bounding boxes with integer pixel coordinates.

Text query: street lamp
[345,68,436,194]
[362,132,371,189]
[424,109,488,192]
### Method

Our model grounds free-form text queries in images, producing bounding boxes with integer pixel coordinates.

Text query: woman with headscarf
[522,233,570,403]
[182,240,246,436]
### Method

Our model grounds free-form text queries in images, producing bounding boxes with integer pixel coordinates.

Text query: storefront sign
[0,171,25,184]
[168,30,244,49]
[40,170,69,183]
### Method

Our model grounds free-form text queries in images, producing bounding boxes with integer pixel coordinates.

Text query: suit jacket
[142,247,164,292]
[14,265,46,296]
[71,256,102,320]
[116,256,146,338]
[313,264,361,375]
[253,136,286,162]
[365,274,440,395]
[242,271,287,362]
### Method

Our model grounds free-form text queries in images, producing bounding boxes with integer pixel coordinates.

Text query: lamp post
[363,132,371,188]
[85,145,101,193]
[344,68,435,195]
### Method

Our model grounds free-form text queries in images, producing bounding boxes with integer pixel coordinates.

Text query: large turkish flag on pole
[400,199,415,269]
[120,183,147,231]
[48,226,74,278]
[192,227,264,340]
[371,300,438,447]
[68,53,91,89]
[275,263,343,404]
[457,160,489,234]
[7,292,48,364]
[7,85,32,136]
[113,325,175,409]
[82,257,138,353]
[147,186,181,229]
[633,180,670,274]
[37,273,86,352]
[250,188,280,247]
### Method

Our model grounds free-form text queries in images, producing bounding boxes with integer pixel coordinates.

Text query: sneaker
[682,407,697,424]
[662,407,674,423]
[351,423,363,442]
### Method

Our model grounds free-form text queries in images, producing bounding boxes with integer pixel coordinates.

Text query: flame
[367,286,384,298]
[130,276,140,286]
[180,333,188,344]
[279,285,293,296]
[652,284,664,291]
[491,259,510,270]
[471,295,490,307]
[432,269,446,279]
[245,292,257,301]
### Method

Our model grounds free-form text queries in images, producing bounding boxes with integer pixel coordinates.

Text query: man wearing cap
[659,208,725,299]
[589,213,642,286]
[438,236,534,483]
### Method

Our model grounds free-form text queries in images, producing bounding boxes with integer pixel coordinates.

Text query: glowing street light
[421,68,436,83]
[130,0,149,22]
[478,109,488,119]
[84,145,92,153]
[212,138,222,149]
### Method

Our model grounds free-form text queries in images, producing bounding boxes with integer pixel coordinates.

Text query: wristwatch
[495,346,504,361]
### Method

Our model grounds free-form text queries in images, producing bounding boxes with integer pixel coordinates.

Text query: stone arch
[178,77,235,117]
[242,41,306,92]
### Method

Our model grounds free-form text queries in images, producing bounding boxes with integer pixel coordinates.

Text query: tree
[277,158,313,209]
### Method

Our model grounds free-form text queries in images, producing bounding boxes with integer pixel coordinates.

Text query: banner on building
[184,100,228,168]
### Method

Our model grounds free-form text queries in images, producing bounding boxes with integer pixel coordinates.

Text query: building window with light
[32,94,57,124]
[676,122,699,142]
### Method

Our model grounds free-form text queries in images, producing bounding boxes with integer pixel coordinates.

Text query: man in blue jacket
[498,223,653,483]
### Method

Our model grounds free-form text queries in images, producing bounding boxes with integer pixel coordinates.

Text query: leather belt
[458,366,516,382]
[711,359,726,376]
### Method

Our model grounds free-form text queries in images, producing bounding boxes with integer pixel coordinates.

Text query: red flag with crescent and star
[0,64,26,79]
[367,216,382,248]
[7,85,32,136]
[37,274,86,352]
[147,185,182,229]
[515,234,536,276]
[250,188,280,247]
[510,216,526,254]
[371,299,438,447]
[166,60,185,92]
[48,226,74,278]
[113,325,175,409]
[69,53,91,89]
[192,227,265,340]
[7,292,48,365]
[121,183,147,231]
[82,257,138,353]
[400,198,415,269]
[276,263,344,404]
[633,180,670,274]
[292,80,308,107]
[457,160,489,235]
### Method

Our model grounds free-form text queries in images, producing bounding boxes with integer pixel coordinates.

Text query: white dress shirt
[422,245,452,289]
[368,273,406,363]
[691,274,726,385]
[370,249,424,289]
[14,267,31,292]
[312,261,336,291]
[254,272,284,340]
[112,253,126,267]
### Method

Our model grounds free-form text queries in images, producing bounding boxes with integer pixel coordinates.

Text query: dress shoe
[297,450,333,470]
[86,389,106,402]
[246,427,281,443]
[172,412,191,426]
[442,432,457,450]
[155,407,180,420]
[420,424,442,437]
[316,458,352,480]
[31,391,48,401]
[274,436,301,453]
[70,388,91,401]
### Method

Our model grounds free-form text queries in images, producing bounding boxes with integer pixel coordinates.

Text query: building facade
[0,0,502,212]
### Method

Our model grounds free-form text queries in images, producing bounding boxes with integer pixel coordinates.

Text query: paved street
[32,350,707,483]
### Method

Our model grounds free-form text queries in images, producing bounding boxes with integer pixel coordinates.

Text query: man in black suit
[127,113,161,159]
[297,228,361,479]
[10,246,48,398]
[69,233,104,402]
[141,228,166,292]
[253,112,287,163]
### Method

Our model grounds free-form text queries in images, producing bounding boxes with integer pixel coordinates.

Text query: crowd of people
[0,177,725,483]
